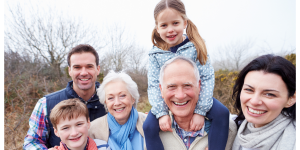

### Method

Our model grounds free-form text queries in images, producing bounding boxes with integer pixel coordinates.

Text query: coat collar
[148,41,194,55]
[65,81,100,103]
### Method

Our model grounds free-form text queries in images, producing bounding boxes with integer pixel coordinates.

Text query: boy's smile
[54,115,90,150]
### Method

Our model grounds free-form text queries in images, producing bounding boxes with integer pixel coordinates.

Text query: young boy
[49,98,110,150]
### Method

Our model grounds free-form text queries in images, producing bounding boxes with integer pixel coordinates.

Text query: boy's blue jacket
[148,41,215,118]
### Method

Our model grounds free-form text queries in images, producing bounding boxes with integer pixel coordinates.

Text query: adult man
[158,56,236,150]
[23,44,106,149]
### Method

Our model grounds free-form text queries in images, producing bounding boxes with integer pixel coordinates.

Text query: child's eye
[77,123,83,126]
[160,24,166,27]
[173,22,179,25]
[62,127,69,130]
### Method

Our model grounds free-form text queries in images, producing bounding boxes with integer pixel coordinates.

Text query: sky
[4,0,296,63]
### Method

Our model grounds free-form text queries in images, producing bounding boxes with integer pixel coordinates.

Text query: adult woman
[232,54,296,150]
[89,70,147,150]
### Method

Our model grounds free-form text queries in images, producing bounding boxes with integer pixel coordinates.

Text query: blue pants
[143,97,229,150]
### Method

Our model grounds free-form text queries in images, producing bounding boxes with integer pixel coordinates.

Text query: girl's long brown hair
[152,0,208,65]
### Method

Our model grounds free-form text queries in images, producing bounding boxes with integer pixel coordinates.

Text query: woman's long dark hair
[232,54,296,128]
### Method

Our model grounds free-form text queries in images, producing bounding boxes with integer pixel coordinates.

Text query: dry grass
[213,70,239,114]
[4,73,67,149]
[4,99,36,150]
[137,96,152,113]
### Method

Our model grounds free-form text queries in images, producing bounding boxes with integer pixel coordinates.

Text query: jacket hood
[149,41,194,55]
[148,45,169,55]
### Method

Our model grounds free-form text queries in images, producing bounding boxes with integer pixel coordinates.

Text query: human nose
[175,88,186,100]
[80,67,88,76]
[114,97,121,106]
[249,93,262,106]
[70,127,79,137]
[167,26,174,33]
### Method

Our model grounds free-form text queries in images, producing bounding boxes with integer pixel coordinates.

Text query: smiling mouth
[167,35,176,38]
[248,107,267,114]
[79,78,90,81]
[173,101,189,106]
[115,107,125,112]
[69,135,82,141]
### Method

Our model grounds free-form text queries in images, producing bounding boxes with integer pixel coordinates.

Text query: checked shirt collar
[172,115,205,149]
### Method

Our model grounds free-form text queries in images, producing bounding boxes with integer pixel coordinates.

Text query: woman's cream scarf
[232,113,295,150]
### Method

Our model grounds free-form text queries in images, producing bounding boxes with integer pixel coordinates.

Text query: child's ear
[156,26,160,34]
[184,20,187,29]
[54,127,60,137]
[87,119,91,129]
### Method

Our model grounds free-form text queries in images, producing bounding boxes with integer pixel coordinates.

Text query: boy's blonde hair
[152,0,208,65]
[50,98,89,129]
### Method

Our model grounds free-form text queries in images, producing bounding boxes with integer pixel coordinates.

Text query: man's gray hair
[159,56,200,86]
[97,70,139,111]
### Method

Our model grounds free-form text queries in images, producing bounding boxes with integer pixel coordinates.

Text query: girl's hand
[158,115,172,132]
[189,113,204,131]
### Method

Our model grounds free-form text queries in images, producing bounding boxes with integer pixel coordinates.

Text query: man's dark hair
[67,44,99,66]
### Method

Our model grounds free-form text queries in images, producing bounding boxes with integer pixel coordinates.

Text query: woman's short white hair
[97,70,139,112]
[159,56,200,86]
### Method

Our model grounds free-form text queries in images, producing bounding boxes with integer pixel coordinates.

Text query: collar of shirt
[169,34,189,53]
[172,115,205,139]
[62,137,89,150]
[70,84,97,102]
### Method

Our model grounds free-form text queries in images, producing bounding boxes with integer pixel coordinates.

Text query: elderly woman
[231,54,296,150]
[89,70,147,150]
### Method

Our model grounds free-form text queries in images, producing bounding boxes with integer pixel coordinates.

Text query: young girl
[143,0,230,149]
